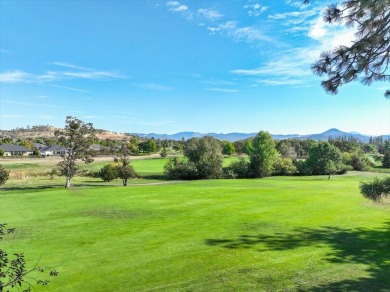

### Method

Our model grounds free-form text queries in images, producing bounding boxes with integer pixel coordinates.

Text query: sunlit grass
[1,173,389,291]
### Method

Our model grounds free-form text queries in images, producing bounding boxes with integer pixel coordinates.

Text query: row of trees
[163,132,365,180]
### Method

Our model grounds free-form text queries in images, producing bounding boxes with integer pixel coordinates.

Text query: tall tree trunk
[65,177,71,188]
[123,179,127,186]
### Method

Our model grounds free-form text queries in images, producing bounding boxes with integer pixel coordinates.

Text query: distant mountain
[1,125,388,143]
[132,128,389,142]
[299,128,371,142]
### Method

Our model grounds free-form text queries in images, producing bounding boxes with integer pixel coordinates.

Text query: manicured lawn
[1,174,389,291]
[0,156,242,179]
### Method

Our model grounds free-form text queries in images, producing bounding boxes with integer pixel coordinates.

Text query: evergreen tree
[307,0,390,97]
[382,142,390,168]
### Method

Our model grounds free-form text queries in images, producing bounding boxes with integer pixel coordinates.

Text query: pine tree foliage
[308,0,390,97]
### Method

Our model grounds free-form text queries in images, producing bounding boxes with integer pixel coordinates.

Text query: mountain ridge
[133,128,390,142]
[1,126,388,143]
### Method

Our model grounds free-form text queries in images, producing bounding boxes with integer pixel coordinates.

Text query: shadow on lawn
[0,183,114,192]
[205,221,390,291]
[0,185,61,191]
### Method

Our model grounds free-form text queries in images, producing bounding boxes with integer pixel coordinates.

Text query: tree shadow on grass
[205,221,390,291]
[0,182,115,192]
[0,185,61,192]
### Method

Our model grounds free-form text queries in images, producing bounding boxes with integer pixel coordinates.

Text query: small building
[90,144,102,151]
[33,143,47,150]
[40,145,68,156]
[0,144,34,156]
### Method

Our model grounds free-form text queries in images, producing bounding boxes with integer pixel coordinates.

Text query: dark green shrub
[272,157,297,176]
[224,158,249,178]
[294,160,311,175]
[164,157,198,180]
[98,163,118,182]
[0,164,10,185]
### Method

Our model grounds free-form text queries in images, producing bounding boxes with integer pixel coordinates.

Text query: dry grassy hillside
[0,125,129,140]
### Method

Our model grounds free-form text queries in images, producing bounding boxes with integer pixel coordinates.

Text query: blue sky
[0,0,389,135]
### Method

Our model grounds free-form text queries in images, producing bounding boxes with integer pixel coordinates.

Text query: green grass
[1,174,389,291]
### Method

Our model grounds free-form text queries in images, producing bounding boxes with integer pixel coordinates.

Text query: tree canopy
[0,165,9,186]
[164,136,223,180]
[308,0,390,97]
[305,142,345,176]
[247,131,278,178]
[55,116,96,188]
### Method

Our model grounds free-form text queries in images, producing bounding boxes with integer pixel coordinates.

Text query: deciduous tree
[55,116,96,188]
[184,136,224,179]
[0,165,10,186]
[305,142,345,175]
[222,141,236,155]
[247,131,278,178]
[0,224,58,292]
[165,136,223,180]
[116,143,137,186]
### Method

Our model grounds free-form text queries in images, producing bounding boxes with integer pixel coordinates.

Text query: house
[90,144,102,151]
[0,144,34,156]
[40,145,68,156]
[33,143,47,150]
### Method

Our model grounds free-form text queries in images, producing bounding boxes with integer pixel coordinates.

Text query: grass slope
[1,174,389,291]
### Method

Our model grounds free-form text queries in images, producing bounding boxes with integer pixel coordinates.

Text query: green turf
[1,174,389,291]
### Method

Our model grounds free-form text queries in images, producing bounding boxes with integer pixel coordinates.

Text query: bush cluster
[98,162,137,182]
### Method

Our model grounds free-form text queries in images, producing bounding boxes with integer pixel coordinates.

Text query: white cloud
[285,0,308,10]
[211,21,274,43]
[38,115,53,120]
[268,9,317,21]
[205,88,238,93]
[51,84,91,93]
[0,70,33,83]
[50,62,92,71]
[232,9,357,87]
[201,78,235,86]
[198,9,223,20]
[173,5,188,12]
[244,3,268,16]
[0,114,26,118]
[0,65,124,83]
[134,83,171,91]
[166,1,180,6]
[166,1,188,12]
[83,115,104,119]
[0,99,61,108]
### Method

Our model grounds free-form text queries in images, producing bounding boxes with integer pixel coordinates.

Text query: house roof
[41,145,68,152]
[90,144,102,150]
[33,143,47,149]
[0,144,33,152]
